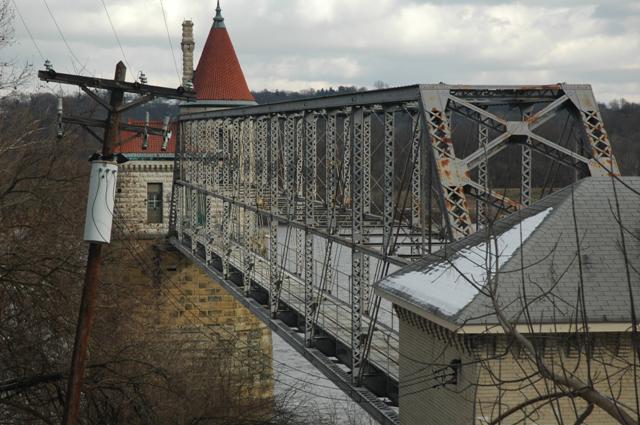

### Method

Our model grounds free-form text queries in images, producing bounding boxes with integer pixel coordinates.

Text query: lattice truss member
[171,84,619,425]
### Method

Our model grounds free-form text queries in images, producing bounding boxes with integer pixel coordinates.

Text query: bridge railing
[170,83,618,424]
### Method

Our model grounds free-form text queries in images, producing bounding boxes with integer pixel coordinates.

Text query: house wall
[114,160,174,238]
[397,307,637,425]
[474,333,637,425]
[398,309,477,425]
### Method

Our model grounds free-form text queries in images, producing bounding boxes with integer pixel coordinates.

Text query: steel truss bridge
[169,84,619,424]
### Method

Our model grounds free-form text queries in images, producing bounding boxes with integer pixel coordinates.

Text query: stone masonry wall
[114,160,174,238]
[105,158,275,422]
[100,239,274,422]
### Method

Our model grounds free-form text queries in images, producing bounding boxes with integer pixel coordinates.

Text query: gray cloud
[6,0,640,101]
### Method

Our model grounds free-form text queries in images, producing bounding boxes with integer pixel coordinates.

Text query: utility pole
[38,61,194,425]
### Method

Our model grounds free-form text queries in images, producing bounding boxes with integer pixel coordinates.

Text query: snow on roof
[381,207,553,317]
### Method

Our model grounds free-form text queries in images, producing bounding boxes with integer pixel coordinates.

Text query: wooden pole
[61,61,126,425]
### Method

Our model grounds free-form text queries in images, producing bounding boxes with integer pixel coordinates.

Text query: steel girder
[269,116,281,318]
[304,112,317,347]
[350,107,364,385]
[171,83,620,424]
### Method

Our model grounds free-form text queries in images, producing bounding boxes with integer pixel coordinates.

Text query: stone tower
[181,20,195,88]
[181,0,256,112]
[108,3,273,421]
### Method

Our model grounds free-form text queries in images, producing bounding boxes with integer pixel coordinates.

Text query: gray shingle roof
[375,177,640,328]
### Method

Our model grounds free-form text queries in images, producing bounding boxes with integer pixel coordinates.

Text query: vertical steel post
[243,119,254,296]
[205,120,215,263]
[269,115,281,317]
[174,122,185,240]
[410,111,422,256]
[383,109,395,254]
[190,122,198,250]
[521,108,533,207]
[350,107,364,385]
[295,118,304,276]
[478,123,489,228]
[284,116,296,272]
[362,111,372,313]
[222,119,231,278]
[325,112,338,291]
[342,110,352,207]
[304,112,317,346]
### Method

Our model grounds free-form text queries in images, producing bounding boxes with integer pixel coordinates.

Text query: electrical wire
[41,0,86,75]
[11,0,45,62]
[158,0,182,86]
[98,0,135,81]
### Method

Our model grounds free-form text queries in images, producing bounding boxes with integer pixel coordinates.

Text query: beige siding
[474,334,637,425]
[399,316,477,425]
[398,308,637,425]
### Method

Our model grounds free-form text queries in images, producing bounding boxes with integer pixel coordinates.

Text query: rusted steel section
[561,85,620,176]
[420,87,474,240]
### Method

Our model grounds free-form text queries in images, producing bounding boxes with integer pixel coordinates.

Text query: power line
[41,0,86,75]
[98,0,135,81]
[12,0,64,94]
[158,0,182,86]
[11,0,45,62]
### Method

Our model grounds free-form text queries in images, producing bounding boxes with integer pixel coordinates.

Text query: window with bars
[147,183,163,223]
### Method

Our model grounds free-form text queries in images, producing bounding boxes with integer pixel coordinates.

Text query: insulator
[161,115,171,151]
[56,97,63,139]
[142,111,149,150]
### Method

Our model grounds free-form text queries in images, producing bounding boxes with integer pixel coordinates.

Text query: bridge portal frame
[171,83,619,425]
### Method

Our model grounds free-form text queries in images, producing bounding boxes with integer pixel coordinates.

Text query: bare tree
[443,178,639,424]
[0,0,31,93]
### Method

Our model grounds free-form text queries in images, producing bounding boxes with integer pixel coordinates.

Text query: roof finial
[213,0,225,28]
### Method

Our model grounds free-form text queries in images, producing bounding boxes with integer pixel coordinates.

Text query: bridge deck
[184,226,400,380]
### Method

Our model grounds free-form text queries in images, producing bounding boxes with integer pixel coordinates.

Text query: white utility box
[83,160,118,244]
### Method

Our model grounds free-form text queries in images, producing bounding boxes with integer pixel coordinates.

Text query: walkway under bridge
[169,83,619,425]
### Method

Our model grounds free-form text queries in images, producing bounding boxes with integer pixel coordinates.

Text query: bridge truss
[170,84,618,424]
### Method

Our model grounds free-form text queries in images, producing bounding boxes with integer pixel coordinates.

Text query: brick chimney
[181,20,194,88]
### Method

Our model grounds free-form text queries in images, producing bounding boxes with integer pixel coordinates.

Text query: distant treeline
[252,86,366,104]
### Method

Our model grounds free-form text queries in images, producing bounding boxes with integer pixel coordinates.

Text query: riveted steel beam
[420,87,473,240]
[304,112,317,346]
[477,123,489,228]
[351,107,364,385]
[270,115,282,317]
[561,84,621,176]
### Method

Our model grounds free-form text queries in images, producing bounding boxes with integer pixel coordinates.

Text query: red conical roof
[193,3,254,102]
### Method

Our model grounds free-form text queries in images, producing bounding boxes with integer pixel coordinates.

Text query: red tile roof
[194,25,254,101]
[114,119,177,154]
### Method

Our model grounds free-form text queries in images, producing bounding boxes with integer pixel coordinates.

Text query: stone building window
[147,183,163,223]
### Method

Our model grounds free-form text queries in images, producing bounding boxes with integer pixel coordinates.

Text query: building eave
[376,287,635,335]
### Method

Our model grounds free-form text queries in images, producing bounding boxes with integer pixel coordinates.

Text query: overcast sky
[7,0,640,102]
